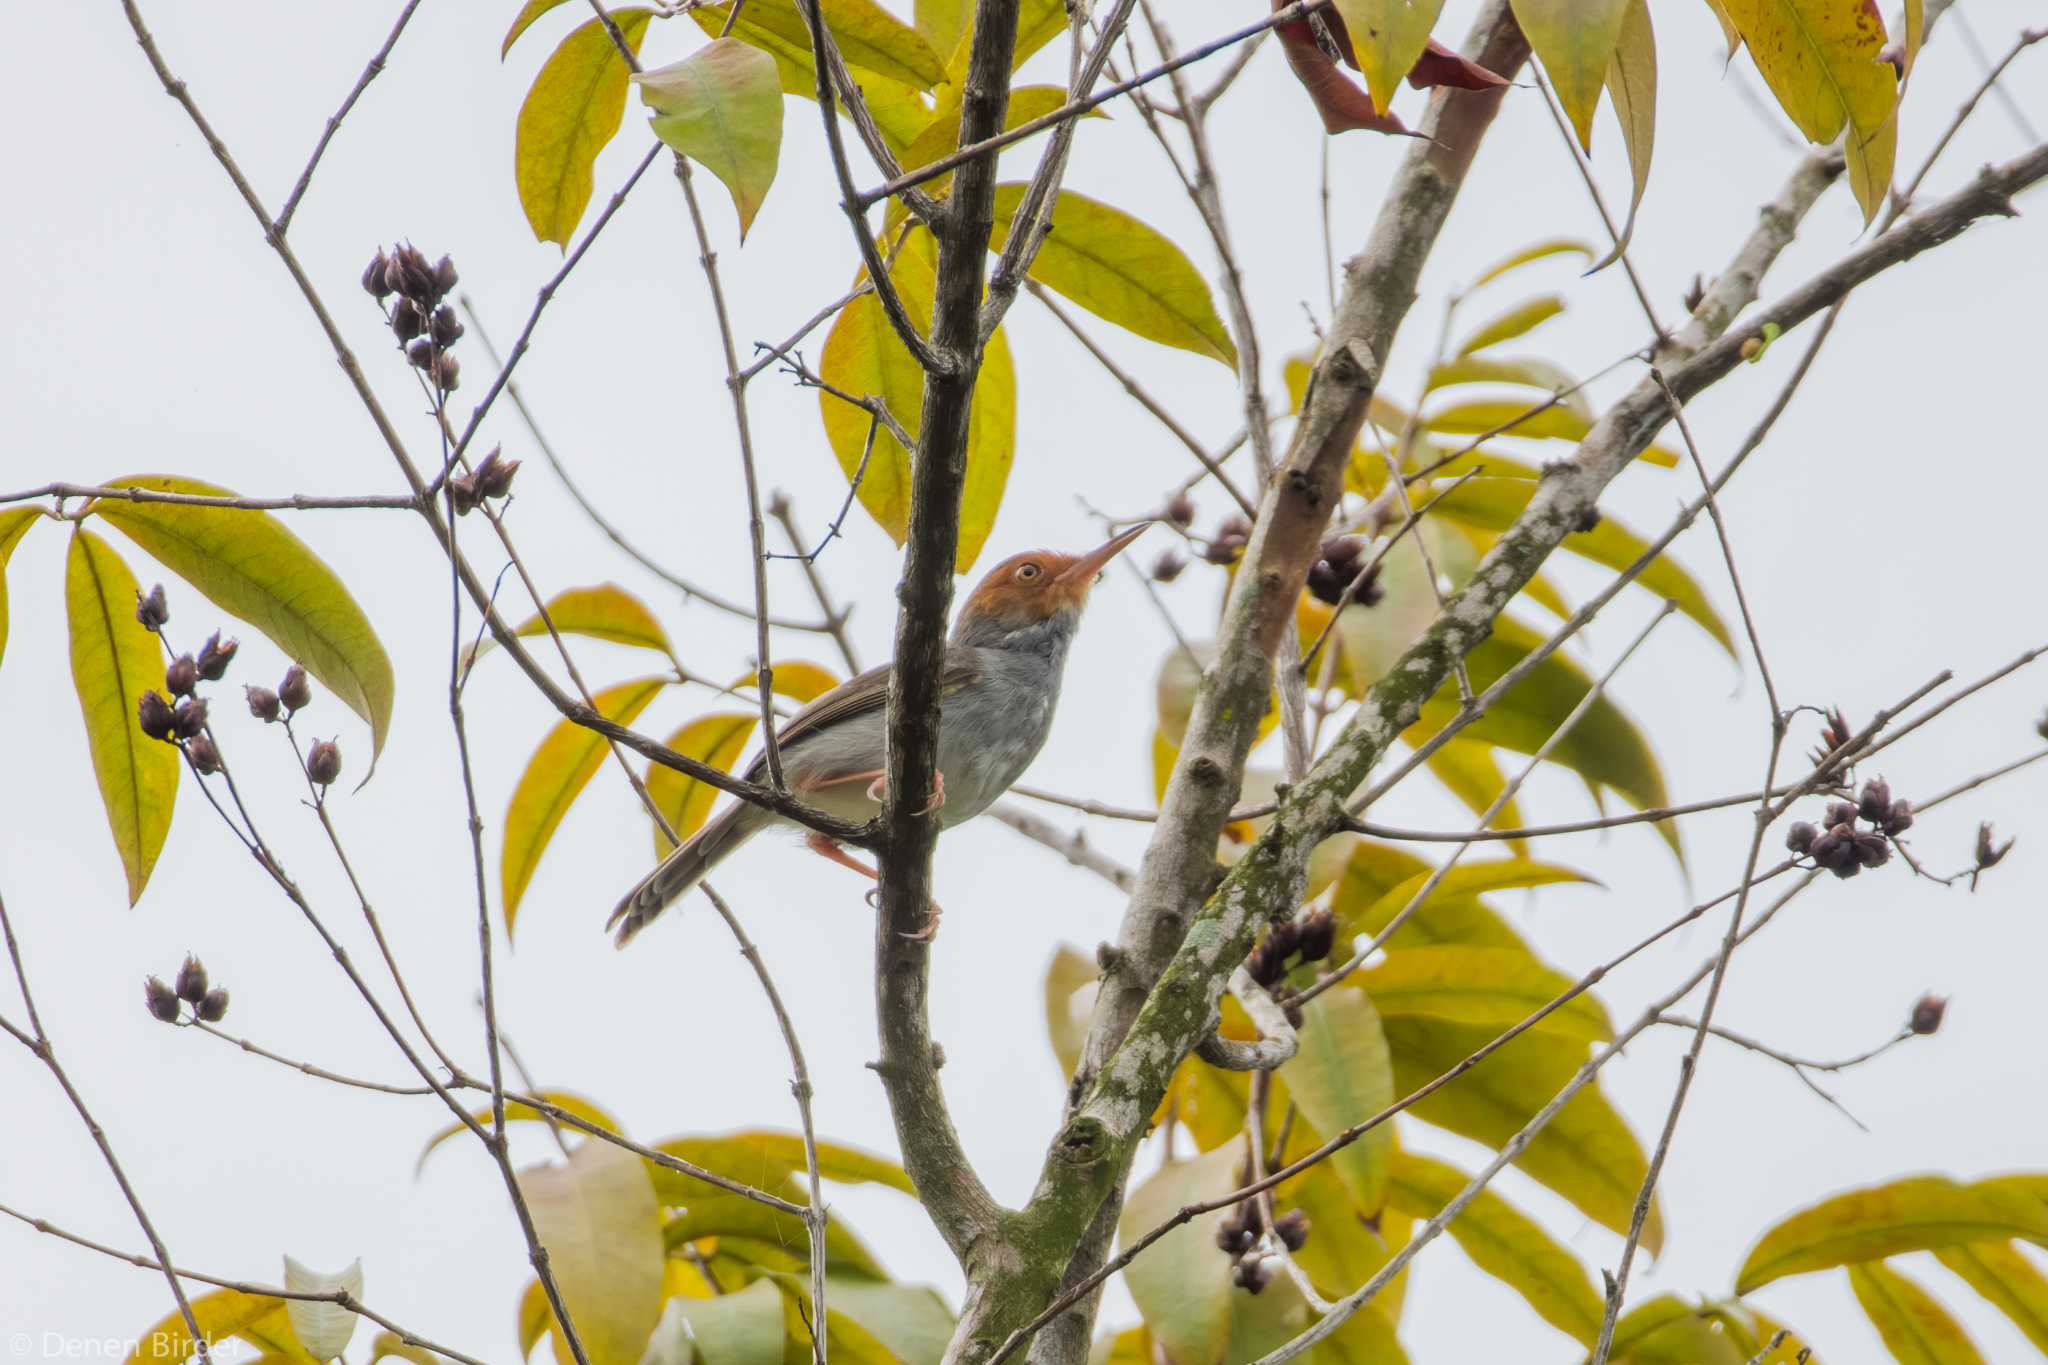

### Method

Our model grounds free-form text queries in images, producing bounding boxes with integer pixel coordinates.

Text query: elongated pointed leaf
[503,0,572,57]
[663,1190,890,1279]
[1119,1144,1242,1365]
[647,712,755,857]
[416,1090,621,1175]
[516,10,652,247]
[1850,1261,1987,1365]
[1044,944,1097,1081]
[991,184,1236,367]
[692,0,944,90]
[653,1130,915,1199]
[731,659,840,704]
[1472,238,1592,286]
[640,40,784,239]
[125,1288,313,1364]
[1935,1242,2048,1352]
[1387,1151,1602,1345]
[1737,1175,2048,1293]
[1597,1295,1745,1365]
[491,582,675,660]
[897,85,1092,201]
[1282,987,1395,1213]
[807,1278,955,1365]
[64,530,178,905]
[93,476,396,759]
[1594,0,1657,270]
[0,507,40,671]
[503,676,667,931]
[519,1138,666,1365]
[1361,945,1612,1042]
[1456,295,1564,356]
[282,1257,363,1361]
[1425,739,1528,848]
[1330,0,1448,114]
[1511,0,1629,147]
[659,1278,784,1365]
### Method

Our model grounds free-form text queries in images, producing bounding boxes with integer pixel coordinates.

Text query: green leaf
[1597,1295,1744,1365]
[1281,987,1395,1213]
[516,10,652,247]
[1510,0,1630,148]
[1330,0,1448,114]
[779,1277,956,1365]
[1935,1242,2048,1352]
[816,234,1015,572]
[990,184,1236,367]
[1849,1261,1987,1365]
[692,0,945,90]
[655,1130,916,1197]
[1044,943,1098,1081]
[64,531,179,905]
[663,1191,889,1279]
[655,1279,785,1365]
[1737,1175,2048,1294]
[1119,1144,1239,1365]
[647,713,755,858]
[503,0,572,57]
[502,676,667,931]
[1385,1016,1662,1251]
[93,475,397,760]
[0,507,38,671]
[1456,295,1564,356]
[1595,0,1657,270]
[1344,859,1593,943]
[518,1138,667,1365]
[1361,945,1612,1042]
[126,1288,314,1364]
[640,40,784,240]
[416,1090,621,1176]
[1472,238,1593,286]
[1386,1150,1603,1345]
[281,1256,363,1361]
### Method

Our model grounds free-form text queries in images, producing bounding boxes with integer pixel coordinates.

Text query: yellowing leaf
[1598,0,1657,269]
[1849,1261,1987,1365]
[1044,943,1097,1081]
[281,1256,363,1361]
[1387,1150,1603,1345]
[654,1278,785,1365]
[503,676,667,931]
[1702,0,1743,57]
[1361,945,1612,1042]
[990,184,1236,367]
[506,582,674,657]
[663,1190,890,1279]
[897,85,1090,202]
[640,39,784,240]
[1119,1144,1242,1365]
[816,237,1015,571]
[1512,0,1630,147]
[653,1130,915,1201]
[502,0,573,57]
[0,507,40,671]
[1602,1295,1745,1365]
[1424,739,1527,848]
[1935,1242,2048,1352]
[518,1138,667,1365]
[1472,238,1593,286]
[1282,987,1395,1214]
[516,10,652,247]
[692,0,945,91]
[125,1288,313,1364]
[94,476,397,759]
[731,659,840,704]
[1717,0,1899,222]
[416,1090,621,1176]
[915,0,967,61]
[1737,1175,2048,1293]
[647,712,754,857]
[1331,0,1449,115]
[1456,295,1565,356]
[64,531,179,905]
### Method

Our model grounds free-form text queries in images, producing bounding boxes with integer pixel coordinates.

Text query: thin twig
[0,483,413,511]
[767,491,862,674]
[273,0,426,233]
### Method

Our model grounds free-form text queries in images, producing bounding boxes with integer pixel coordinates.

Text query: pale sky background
[4,0,2046,1360]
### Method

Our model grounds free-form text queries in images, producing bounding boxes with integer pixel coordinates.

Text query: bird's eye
[1016,563,1042,581]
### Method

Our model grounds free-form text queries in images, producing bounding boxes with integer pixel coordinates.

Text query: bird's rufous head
[955,523,1150,633]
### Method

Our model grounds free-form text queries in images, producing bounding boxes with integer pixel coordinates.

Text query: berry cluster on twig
[1785,777,1911,879]
[1215,1193,1310,1295]
[143,955,228,1025]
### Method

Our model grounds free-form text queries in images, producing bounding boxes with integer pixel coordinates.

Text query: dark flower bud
[1297,908,1336,963]
[1151,550,1187,584]
[1975,822,2013,870]
[431,255,458,300]
[306,738,342,787]
[362,250,393,299]
[136,583,169,632]
[475,448,519,499]
[1909,993,1947,1036]
[1215,1214,1253,1255]
[175,955,209,1004]
[1884,799,1914,835]
[1820,708,1852,752]
[1204,514,1252,566]
[1165,491,1196,528]
[1231,1255,1273,1294]
[1810,826,1856,876]
[144,976,181,1023]
[137,691,176,741]
[196,632,237,681]
[1858,778,1893,825]
[1681,273,1706,314]
[185,733,221,775]
[196,987,230,1023]
[173,697,208,740]
[391,297,425,342]
[1824,801,1858,830]
[279,665,312,713]
[1274,1208,1310,1251]
[1852,831,1891,869]
[432,352,461,392]
[1306,537,1369,606]
[446,471,482,516]
[388,244,435,300]
[165,654,198,698]
[246,685,281,722]
[407,338,436,370]
[1785,821,1818,855]
[431,305,463,348]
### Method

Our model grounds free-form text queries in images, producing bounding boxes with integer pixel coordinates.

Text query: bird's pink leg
[801,831,944,940]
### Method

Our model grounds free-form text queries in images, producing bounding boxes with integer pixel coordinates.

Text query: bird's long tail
[608,802,767,947]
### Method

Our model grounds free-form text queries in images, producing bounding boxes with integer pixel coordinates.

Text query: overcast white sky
[4,0,2046,1360]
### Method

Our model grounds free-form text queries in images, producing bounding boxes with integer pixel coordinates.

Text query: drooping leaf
[1118,1144,1238,1365]
[1600,1295,1745,1365]
[516,10,652,247]
[518,1138,666,1365]
[367,1330,445,1364]
[1424,738,1528,848]
[1273,0,1408,136]
[1472,238,1593,286]
[1702,0,1743,58]
[1510,0,1630,148]
[990,184,1236,367]
[896,85,1096,201]
[0,507,38,671]
[657,1278,784,1365]
[1044,943,1098,1081]
[663,1190,890,1280]
[93,476,397,759]
[1935,1241,2048,1352]
[816,234,1015,571]
[639,40,784,239]
[1595,0,1657,270]
[1698,1300,1818,1365]
[281,1257,363,1361]
[653,1130,916,1199]
[1456,295,1565,356]
[730,659,840,704]
[1849,1261,1987,1365]
[487,582,675,661]
[691,0,944,90]
[1407,38,1512,90]
[1737,1175,2048,1294]
[502,676,668,931]
[416,1090,621,1176]
[1387,1150,1603,1345]
[1344,859,1594,945]
[64,530,179,905]
[690,0,931,148]
[770,1275,956,1365]
[1281,986,1395,1213]
[125,1288,314,1364]
[914,0,967,61]
[646,713,755,857]
[1360,945,1612,1042]
[1329,0,1449,114]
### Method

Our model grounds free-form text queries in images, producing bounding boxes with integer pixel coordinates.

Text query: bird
[606,523,1151,947]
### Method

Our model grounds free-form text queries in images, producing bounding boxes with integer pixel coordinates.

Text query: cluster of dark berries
[1305,536,1384,609]
[1244,909,1337,1026]
[1203,514,1252,566]
[1785,778,1911,878]
[363,244,462,392]
[144,955,228,1025]
[1216,1196,1310,1294]
[447,445,520,516]
[135,586,241,774]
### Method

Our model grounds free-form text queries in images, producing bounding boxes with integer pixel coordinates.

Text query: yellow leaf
[1043,943,1097,1081]
[1282,988,1395,1213]
[94,476,397,760]
[126,1288,313,1363]
[1424,738,1527,848]
[1596,0,1656,269]
[502,676,668,931]
[646,712,754,857]
[1361,945,1613,1042]
[1934,1241,2048,1352]
[1737,1174,2048,1294]
[1850,1261,1987,1365]
[941,0,1070,80]
[652,1130,914,1202]
[915,0,967,62]
[816,235,1016,571]
[639,39,784,240]
[416,1089,622,1176]
[730,659,840,704]
[517,1138,667,1365]
[662,1190,890,1278]
[1701,0,1743,58]
[502,0,572,57]
[1471,237,1593,286]
[1330,0,1449,116]
[0,507,40,671]
[896,85,1091,202]
[691,0,945,90]
[516,10,652,247]
[1456,295,1565,356]
[64,531,179,905]
[508,582,674,657]
[991,184,1236,367]
[1511,0,1631,148]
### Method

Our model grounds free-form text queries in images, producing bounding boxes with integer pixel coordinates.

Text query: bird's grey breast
[937,646,1065,824]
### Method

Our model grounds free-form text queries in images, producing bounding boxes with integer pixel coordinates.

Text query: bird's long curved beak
[1058,522,1152,584]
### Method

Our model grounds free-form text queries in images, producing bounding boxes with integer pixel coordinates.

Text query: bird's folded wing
[744,654,984,781]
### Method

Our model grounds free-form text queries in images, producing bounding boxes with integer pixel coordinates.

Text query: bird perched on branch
[607,523,1151,947]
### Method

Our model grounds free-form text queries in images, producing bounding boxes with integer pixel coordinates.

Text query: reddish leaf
[1409,38,1512,90]
[1272,0,1407,135]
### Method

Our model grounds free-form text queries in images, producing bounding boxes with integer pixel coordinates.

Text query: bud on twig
[1297,908,1336,963]
[166,654,198,698]
[1273,1208,1310,1251]
[1205,514,1251,566]
[144,976,181,1023]
[406,338,436,370]
[1972,823,2013,888]
[1165,491,1196,527]
[246,686,281,723]
[197,987,230,1023]
[185,733,222,776]
[279,665,312,713]
[1882,798,1914,836]
[1681,273,1706,313]
[474,447,518,499]
[1151,550,1186,584]
[174,955,209,1005]
[196,632,237,682]
[432,352,461,392]
[173,697,208,740]
[1785,821,1818,855]
[431,255,458,300]
[431,305,463,349]
[136,583,169,632]
[391,297,425,342]
[306,738,342,787]
[1909,993,1947,1036]
[1231,1255,1273,1294]
[138,691,176,742]
[1858,778,1893,825]
[446,471,481,516]
[362,250,393,299]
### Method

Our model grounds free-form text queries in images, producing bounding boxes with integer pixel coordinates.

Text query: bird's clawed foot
[862,886,944,941]
[862,770,947,815]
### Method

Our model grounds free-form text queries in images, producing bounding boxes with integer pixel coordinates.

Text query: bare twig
[0,483,413,511]
[273,0,426,233]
